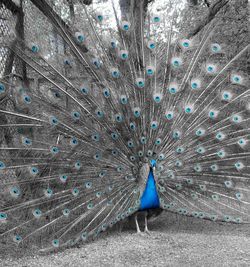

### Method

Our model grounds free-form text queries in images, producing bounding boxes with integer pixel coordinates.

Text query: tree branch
[1,0,22,14]
[30,0,88,52]
[187,0,229,38]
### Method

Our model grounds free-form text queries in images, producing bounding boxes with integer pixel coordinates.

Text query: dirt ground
[1,212,250,267]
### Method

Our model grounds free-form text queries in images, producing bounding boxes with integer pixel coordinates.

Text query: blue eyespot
[172,130,181,139]
[110,39,117,48]
[175,184,182,190]
[147,40,156,50]
[0,83,6,94]
[195,128,205,137]
[158,153,165,160]
[0,212,7,221]
[120,50,128,60]
[135,78,145,88]
[22,137,32,146]
[99,170,107,177]
[171,57,182,68]
[52,239,59,248]
[96,13,104,22]
[81,232,88,241]
[52,90,61,98]
[235,192,243,201]
[44,188,53,198]
[33,208,42,218]
[206,64,216,73]
[194,164,202,172]
[75,161,81,170]
[92,133,100,142]
[186,178,193,185]
[146,66,154,76]
[175,160,183,167]
[184,105,193,114]
[133,107,141,118]
[215,132,225,141]
[191,79,201,90]
[223,215,231,222]
[94,152,101,160]
[231,74,242,84]
[30,166,39,175]
[153,15,161,23]
[138,150,143,157]
[140,136,147,144]
[129,122,136,130]
[49,116,58,126]
[71,111,80,120]
[155,138,162,146]
[196,146,205,154]
[87,202,94,209]
[224,181,233,188]
[80,85,89,95]
[70,137,78,146]
[222,91,232,101]
[13,234,22,243]
[121,21,130,31]
[199,185,206,191]
[168,82,179,94]
[217,149,226,158]
[181,39,190,48]
[31,44,39,53]
[211,43,221,53]
[59,174,68,183]
[127,140,134,148]
[120,95,128,104]
[147,150,153,157]
[234,217,242,223]
[103,88,110,98]
[176,146,184,153]
[62,208,70,217]
[111,68,120,78]
[232,114,242,123]
[10,186,21,198]
[235,161,244,170]
[210,164,218,172]
[75,32,85,43]
[237,138,247,147]
[64,59,71,65]
[211,194,220,201]
[50,146,59,154]
[151,121,158,130]
[153,93,162,103]
[85,181,92,189]
[96,191,102,198]
[208,109,218,119]
[72,188,79,196]
[23,95,31,104]
[165,111,174,120]
[111,132,119,140]
[96,109,104,118]
[92,58,101,69]
[115,113,123,122]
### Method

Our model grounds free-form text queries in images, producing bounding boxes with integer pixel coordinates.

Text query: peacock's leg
[135,214,141,233]
[144,211,150,234]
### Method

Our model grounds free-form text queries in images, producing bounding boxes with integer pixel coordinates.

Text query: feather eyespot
[0,83,5,94]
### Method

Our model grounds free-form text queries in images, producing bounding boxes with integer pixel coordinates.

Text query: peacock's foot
[144,229,151,235]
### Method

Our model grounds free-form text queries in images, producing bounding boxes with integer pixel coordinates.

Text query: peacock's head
[150,159,157,168]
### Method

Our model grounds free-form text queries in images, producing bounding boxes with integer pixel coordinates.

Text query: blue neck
[139,168,160,210]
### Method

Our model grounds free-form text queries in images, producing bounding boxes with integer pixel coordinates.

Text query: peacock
[0,0,249,251]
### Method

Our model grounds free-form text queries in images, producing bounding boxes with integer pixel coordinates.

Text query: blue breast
[139,167,160,211]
